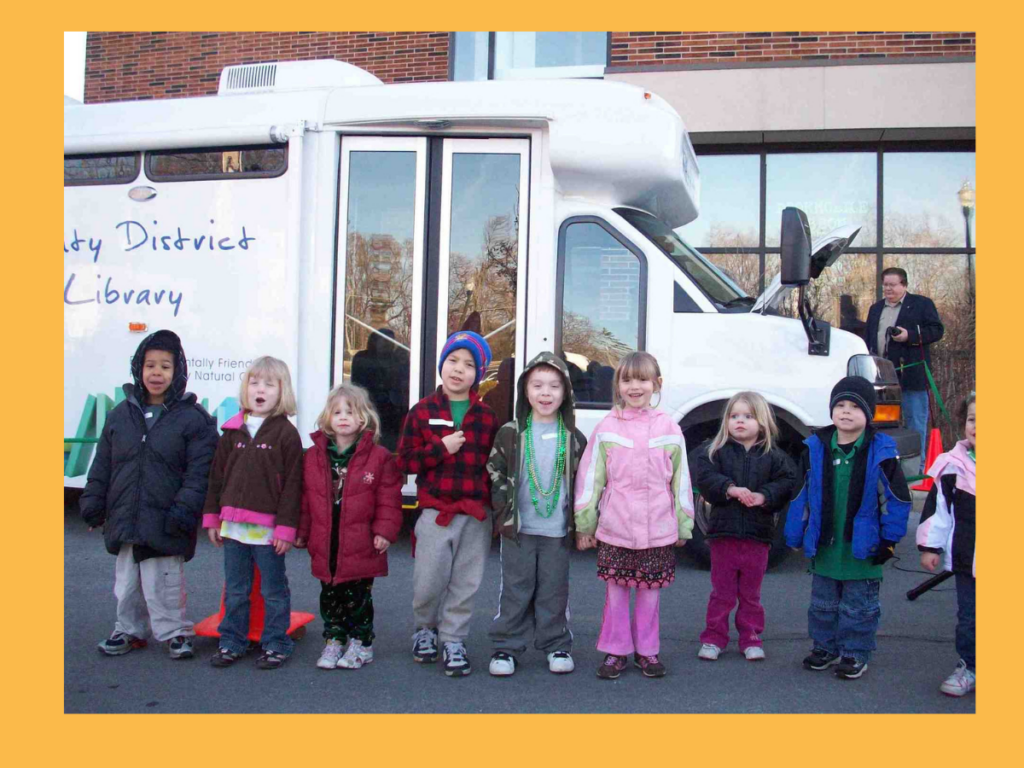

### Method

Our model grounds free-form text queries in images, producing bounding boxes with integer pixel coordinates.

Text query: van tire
[682,492,790,570]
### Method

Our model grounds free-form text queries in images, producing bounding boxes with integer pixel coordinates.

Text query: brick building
[79,31,976,432]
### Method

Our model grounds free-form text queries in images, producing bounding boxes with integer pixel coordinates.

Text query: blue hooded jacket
[784,426,912,559]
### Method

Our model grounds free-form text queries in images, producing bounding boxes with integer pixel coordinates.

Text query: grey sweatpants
[489,534,572,656]
[412,509,491,643]
[113,544,194,642]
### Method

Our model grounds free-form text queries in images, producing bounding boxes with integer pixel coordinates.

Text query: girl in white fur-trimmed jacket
[916,392,976,697]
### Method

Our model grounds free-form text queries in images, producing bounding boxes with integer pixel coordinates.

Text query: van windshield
[615,208,752,308]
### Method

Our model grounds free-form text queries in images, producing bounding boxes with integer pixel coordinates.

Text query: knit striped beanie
[438,331,492,387]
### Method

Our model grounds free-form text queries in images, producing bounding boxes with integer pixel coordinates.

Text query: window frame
[450,32,611,82]
[555,215,648,409]
[144,143,289,183]
[64,152,142,187]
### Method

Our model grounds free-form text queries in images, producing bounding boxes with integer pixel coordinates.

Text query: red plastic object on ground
[194,565,315,641]
[910,428,943,492]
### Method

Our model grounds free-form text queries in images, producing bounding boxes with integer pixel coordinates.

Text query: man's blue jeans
[219,538,294,656]
[903,388,930,474]
[808,574,881,663]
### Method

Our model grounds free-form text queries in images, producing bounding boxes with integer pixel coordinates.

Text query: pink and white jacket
[574,407,694,550]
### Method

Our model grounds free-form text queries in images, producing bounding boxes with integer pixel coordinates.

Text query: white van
[64,60,918,565]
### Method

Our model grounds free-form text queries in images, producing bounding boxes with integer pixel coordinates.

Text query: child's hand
[744,492,767,508]
[920,552,941,571]
[208,528,223,547]
[294,537,306,549]
[272,538,292,556]
[727,486,756,505]
[442,431,466,455]
[374,535,391,553]
[575,533,597,550]
[674,538,688,547]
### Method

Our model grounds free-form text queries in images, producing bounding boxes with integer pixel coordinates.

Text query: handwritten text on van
[63,221,256,318]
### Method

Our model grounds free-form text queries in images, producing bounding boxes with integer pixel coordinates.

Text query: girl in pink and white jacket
[574,352,694,679]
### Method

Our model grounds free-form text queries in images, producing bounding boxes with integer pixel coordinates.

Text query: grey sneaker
[167,635,194,660]
[97,632,147,656]
[443,641,471,677]
[412,627,438,663]
[337,639,374,669]
[317,639,345,670]
[698,643,721,661]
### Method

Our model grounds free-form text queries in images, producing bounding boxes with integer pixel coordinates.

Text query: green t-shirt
[449,398,471,428]
[812,430,883,581]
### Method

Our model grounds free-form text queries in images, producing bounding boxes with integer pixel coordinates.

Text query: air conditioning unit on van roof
[218,60,382,96]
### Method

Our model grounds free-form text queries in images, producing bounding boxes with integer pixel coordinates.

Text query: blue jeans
[903,389,930,473]
[955,573,976,672]
[219,538,294,656]
[808,574,881,663]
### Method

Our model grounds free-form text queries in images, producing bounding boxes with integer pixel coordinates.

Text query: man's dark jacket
[865,292,944,391]
[79,331,219,562]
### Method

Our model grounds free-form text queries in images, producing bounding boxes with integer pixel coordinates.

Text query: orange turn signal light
[129,322,148,333]
[873,404,901,423]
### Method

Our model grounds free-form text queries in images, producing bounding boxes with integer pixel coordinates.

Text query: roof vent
[218,60,382,96]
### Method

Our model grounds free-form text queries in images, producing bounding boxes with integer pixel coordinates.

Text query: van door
[333,137,427,451]
[434,138,530,424]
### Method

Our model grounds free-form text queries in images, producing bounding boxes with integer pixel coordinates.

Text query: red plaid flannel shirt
[397,387,499,525]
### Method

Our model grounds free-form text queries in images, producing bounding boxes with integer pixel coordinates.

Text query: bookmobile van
[64,60,919,566]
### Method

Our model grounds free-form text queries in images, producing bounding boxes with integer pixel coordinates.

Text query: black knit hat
[830,376,877,423]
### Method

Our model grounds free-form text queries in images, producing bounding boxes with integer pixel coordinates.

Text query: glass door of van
[333,137,427,451]
[435,138,530,424]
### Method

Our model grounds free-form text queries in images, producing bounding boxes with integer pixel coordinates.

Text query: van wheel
[682,492,791,570]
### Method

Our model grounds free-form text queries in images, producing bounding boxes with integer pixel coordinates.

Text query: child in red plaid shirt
[398,331,499,677]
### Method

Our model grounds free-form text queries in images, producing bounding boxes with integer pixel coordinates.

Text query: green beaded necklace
[523,411,567,518]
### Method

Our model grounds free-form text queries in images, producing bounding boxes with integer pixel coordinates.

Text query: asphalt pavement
[64,496,974,714]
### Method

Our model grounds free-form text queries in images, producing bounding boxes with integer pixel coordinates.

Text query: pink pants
[596,582,661,657]
[699,537,770,650]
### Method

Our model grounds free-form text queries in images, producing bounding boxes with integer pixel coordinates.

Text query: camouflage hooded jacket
[486,352,588,544]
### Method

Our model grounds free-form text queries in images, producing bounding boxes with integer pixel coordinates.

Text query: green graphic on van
[63,391,240,477]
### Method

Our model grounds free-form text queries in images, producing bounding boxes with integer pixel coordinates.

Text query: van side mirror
[779,207,811,286]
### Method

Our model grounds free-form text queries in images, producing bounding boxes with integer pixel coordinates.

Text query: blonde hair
[315,383,381,444]
[611,351,663,412]
[239,356,297,418]
[707,391,779,458]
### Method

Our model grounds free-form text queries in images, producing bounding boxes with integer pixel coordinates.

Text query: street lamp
[957,180,975,250]
[958,181,975,296]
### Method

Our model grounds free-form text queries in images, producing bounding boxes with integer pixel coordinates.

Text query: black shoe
[412,627,439,663]
[443,641,471,677]
[802,648,841,671]
[834,656,868,679]
[210,647,243,668]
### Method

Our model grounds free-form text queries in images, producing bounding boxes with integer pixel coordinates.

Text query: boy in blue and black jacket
[784,376,912,680]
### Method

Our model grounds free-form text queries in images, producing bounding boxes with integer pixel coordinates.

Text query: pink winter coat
[574,407,695,550]
[298,431,403,585]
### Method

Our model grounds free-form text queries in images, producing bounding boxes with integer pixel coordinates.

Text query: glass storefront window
[701,254,762,298]
[883,152,976,247]
[452,32,489,82]
[452,32,607,81]
[766,153,877,247]
[677,154,760,249]
[764,253,877,336]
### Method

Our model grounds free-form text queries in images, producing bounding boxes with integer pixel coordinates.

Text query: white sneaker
[317,639,344,670]
[744,646,766,661]
[489,652,517,676]
[337,639,374,669]
[939,659,976,697]
[547,651,575,674]
[698,643,721,660]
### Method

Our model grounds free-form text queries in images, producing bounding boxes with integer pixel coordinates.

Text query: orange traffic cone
[194,564,315,641]
[911,428,944,492]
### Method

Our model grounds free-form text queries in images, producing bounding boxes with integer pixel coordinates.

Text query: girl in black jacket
[689,391,796,662]
[80,330,219,661]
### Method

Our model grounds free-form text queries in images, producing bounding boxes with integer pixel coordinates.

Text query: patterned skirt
[597,543,676,589]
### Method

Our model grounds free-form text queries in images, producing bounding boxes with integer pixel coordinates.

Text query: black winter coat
[80,329,219,562]
[865,293,944,391]
[689,439,797,544]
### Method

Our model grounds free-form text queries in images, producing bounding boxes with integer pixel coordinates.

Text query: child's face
[441,348,476,399]
[526,366,564,421]
[142,349,175,403]
[330,397,363,442]
[728,400,759,444]
[247,374,281,417]
[964,402,976,450]
[618,372,660,410]
[832,399,867,437]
